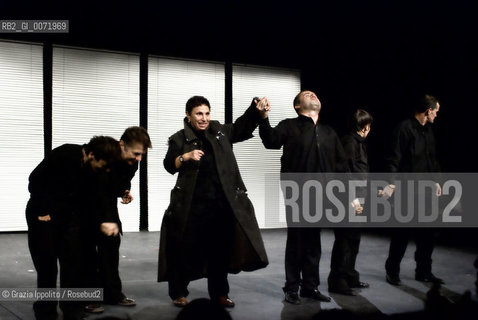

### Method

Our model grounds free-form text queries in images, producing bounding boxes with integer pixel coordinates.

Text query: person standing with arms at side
[328,109,373,296]
[384,94,444,286]
[26,136,121,320]
[84,126,152,313]
[159,96,269,308]
[258,90,351,305]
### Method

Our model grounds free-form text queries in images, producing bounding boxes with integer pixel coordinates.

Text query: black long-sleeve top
[27,144,89,219]
[107,160,138,197]
[93,160,138,224]
[258,115,348,173]
[342,132,369,174]
[342,132,369,199]
[387,118,440,173]
[190,129,225,203]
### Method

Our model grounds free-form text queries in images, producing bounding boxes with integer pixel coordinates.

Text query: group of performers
[26,91,443,319]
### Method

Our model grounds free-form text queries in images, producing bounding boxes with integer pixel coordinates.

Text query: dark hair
[85,136,121,163]
[293,90,317,114]
[176,298,232,320]
[186,96,211,114]
[293,91,308,115]
[120,126,152,149]
[415,94,439,114]
[293,91,303,108]
[350,109,373,131]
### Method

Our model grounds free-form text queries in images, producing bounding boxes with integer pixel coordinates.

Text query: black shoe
[329,287,358,296]
[84,303,104,313]
[118,297,136,307]
[415,273,444,284]
[284,291,301,305]
[300,289,331,302]
[386,274,401,286]
[351,282,370,289]
[216,296,235,308]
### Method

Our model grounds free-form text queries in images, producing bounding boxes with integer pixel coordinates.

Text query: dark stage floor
[1,229,477,319]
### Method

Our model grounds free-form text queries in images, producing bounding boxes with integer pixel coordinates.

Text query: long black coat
[157,103,269,282]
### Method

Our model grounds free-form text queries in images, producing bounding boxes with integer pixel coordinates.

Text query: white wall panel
[52,47,140,231]
[232,65,300,228]
[0,41,44,231]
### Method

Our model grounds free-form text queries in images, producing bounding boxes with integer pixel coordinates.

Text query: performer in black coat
[158,96,269,308]
[26,136,121,320]
[384,94,444,286]
[258,90,351,305]
[328,109,373,296]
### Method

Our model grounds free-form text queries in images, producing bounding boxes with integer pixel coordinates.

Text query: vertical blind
[232,64,301,228]
[147,57,225,231]
[0,41,44,231]
[52,47,141,232]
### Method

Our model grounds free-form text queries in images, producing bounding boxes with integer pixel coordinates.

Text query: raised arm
[258,116,287,150]
[221,97,267,143]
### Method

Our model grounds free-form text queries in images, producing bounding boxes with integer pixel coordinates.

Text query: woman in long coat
[158,96,269,308]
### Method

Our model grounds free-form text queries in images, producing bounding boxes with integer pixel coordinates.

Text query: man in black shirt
[384,94,444,286]
[259,90,350,304]
[84,127,152,312]
[328,109,373,296]
[26,136,121,320]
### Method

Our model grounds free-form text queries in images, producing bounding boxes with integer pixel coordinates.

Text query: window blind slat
[232,65,301,228]
[0,41,44,231]
[52,47,140,232]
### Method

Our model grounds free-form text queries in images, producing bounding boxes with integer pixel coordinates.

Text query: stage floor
[0,229,476,319]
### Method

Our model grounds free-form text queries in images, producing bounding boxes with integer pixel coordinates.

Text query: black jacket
[342,132,369,198]
[96,161,138,226]
[27,144,89,220]
[387,118,440,173]
[258,115,348,173]
[342,132,369,174]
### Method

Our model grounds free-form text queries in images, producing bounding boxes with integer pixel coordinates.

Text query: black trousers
[474,256,478,295]
[26,204,85,320]
[83,226,124,304]
[385,228,436,277]
[168,199,233,300]
[328,229,361,291]
[98,233,124,303]
[283,227,322,293]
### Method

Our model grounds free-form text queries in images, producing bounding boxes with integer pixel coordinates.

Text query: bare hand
[101,222,119,236]
[256,97,271,119]
[378,184,395,199]
[355,205,364,215]
[121,190,133,204]
[350,199,363,215]
[435,183,442,197]
[184,150,204,161]
[38,214,51,222]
